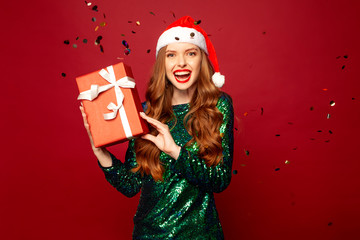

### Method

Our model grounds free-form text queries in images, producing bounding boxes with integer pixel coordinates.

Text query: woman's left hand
[140,112,181,160]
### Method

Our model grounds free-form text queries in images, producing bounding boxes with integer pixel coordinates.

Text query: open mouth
[173,70,191,83]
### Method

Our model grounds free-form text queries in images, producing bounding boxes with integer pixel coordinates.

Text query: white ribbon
[77,65,136,138]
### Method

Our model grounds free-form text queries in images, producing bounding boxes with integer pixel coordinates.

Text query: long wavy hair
[132,46,223,181]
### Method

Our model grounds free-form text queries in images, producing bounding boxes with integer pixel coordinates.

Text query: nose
[176,54,187,68]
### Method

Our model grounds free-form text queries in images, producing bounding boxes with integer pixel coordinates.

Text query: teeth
[175,71,190,76]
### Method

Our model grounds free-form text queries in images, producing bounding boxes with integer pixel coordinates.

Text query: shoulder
[216,92,233,110]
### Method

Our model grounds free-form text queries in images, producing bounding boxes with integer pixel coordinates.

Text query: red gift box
[76,62,149,147]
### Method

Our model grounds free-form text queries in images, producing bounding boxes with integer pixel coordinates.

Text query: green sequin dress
[98,92,234,239]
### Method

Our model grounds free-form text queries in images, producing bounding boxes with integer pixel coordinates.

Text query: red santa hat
[156,16,225,88]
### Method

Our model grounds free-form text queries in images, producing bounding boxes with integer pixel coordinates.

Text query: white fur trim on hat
[156,27,208,57]
[212,72,225,88]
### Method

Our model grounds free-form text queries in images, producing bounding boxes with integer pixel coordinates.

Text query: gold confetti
[330,101,335,106]
[285,160,290,164]
[100,22,107,27]
[136,21,140,26]
[95,26,99,31]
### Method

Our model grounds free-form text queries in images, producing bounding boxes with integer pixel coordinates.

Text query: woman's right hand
[79,105,112,167]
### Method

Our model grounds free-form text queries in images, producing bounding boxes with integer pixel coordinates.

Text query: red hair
[132,47,223,181]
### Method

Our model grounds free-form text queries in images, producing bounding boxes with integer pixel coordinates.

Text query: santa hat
[156,16,225,88]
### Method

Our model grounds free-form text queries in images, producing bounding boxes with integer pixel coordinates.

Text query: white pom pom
[212,72,225,88]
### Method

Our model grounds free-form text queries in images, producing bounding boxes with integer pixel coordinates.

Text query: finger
[140,112,166,132]
[141,133,157,143]
[140,112,162,125]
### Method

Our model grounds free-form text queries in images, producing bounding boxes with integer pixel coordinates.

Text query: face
[165,42,202,94]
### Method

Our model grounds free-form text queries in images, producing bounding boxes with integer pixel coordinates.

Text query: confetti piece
[100,22,107,27]
[262,31,266,34]
[310,138,315,140]
[124,48,131,55]
[149,11,155,16]
[342,65,345,69]
[336,56,341,59]
[128,21,133,23]
[136,21,140,26]
[83,39,88,43]
[76,36,79,40]
[329,130,333,134]
[275,134,280,137]
[100,45,104,53]
[328,222,333,226]
[275,168,280,171]
[95,26,99,31]
[220,133,224,138]
[92,5,98,11]
[147,49,151,53]
[170,11,176,18]
[323,88,328,91]
[344,55,348,58]
[92,17,96,22]
[325,140,330,143]
[330,101,335,106]
[95,35,102,45]
[103,13,106,18]
[194,20,201,25]
[233,170,238,175]
[85,1,92,6]
[243,112,248,116]
[245,150,250,156]
[352,97,355,100]
[317,130,322,132]
[292,147,297,150]
[122,40,129,48]
[121,34,125,37]
[72,44,77,48]
[235,127,238,131]
[64,40,70,45]
[261,107,264,115]
[285,160,290,164]
[240,164,246,167]
[61,73,66,77]
[327,113,331,119]
[132,31,136,34]
[310,106,314,111]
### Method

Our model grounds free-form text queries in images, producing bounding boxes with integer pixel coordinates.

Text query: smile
[173,70,191,83]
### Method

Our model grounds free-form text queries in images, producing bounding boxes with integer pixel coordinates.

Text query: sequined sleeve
[170,93,234,193]
[97,139,142,198]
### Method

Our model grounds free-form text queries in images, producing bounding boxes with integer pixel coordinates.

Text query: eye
[188,51,197,56]
[166,53,175,58]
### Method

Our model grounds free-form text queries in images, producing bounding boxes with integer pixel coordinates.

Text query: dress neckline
[172,102,190,111]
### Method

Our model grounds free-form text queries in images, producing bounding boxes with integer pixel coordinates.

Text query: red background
[2,0,360,239]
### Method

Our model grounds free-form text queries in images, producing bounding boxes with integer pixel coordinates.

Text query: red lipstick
[173,69,192,83]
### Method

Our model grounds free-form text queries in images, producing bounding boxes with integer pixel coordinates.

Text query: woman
[80,16,234,239]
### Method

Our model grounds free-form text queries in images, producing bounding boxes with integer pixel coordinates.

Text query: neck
[171,87,196,105]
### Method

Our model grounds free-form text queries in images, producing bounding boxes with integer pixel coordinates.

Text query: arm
[80,105,142,198]
[98,139,142,198]
[170,94,234,193]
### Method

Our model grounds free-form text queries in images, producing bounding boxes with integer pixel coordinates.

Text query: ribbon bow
[77,65,135,120]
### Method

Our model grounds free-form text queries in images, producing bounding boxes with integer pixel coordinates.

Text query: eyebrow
[165,48,199,53]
